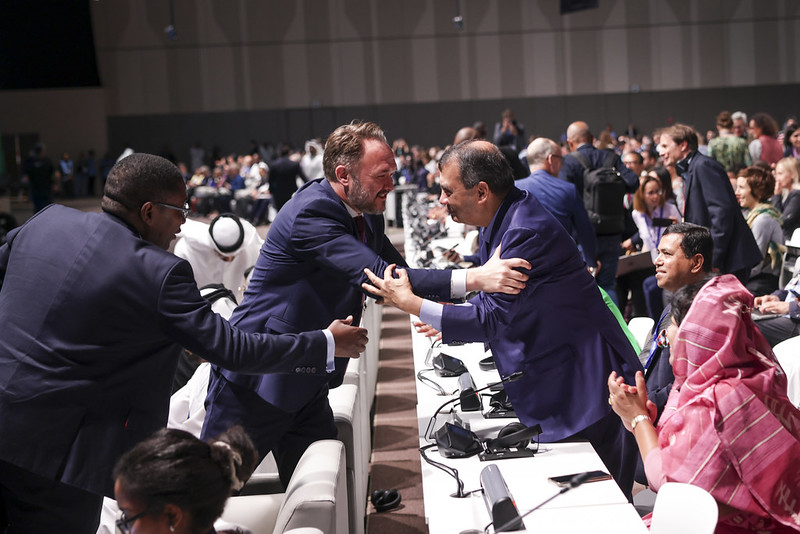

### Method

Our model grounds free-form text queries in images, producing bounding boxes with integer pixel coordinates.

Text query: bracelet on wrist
[630,414,651,431]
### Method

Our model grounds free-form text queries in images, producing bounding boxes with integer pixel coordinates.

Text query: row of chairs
[219,299,382,534]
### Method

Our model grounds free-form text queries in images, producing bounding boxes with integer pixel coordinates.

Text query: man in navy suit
[364,140,643,498]
[516,137,597,269]
[657,123,761,282]
[0,153,367,532]
[201,122,530,487]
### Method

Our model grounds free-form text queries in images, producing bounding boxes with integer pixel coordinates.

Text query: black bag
[571,150,626,235]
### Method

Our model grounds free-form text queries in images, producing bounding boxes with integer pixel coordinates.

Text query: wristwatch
[630,414,651,431]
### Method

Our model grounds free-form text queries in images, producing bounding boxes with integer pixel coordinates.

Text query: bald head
[454,126,478,145]
[566,121,593,147]
[526,138,559,166]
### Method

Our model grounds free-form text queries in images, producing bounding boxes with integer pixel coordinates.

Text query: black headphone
[485,422,536,451]
[371,488,402,512]
[479,355,496,371]
[433,421,540,458]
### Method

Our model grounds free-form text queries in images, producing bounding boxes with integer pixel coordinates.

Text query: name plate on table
[616,251,653,277]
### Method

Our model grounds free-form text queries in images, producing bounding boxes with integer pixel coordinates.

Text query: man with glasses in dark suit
[0,153,367,532]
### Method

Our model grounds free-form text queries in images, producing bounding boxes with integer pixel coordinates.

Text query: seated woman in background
[113,426,257,534]
[736,166,784,296]
[624,172,682,260]
[621,171,681,319]
[772,157,800,243]
[609,275,800,532]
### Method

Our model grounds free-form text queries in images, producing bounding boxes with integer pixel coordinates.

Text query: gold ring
[608,396,613,405]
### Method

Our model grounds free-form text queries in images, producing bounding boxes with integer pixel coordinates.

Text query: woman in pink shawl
[608,274,800,532]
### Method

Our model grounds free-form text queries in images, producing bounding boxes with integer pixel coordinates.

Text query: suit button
[295,367,301,373]
[311,367,317,373]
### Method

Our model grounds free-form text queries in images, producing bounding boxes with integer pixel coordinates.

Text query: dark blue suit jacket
[0,205,327,496]
[682,152,761,274]
[440,188,642,442]
[217,178,452,412]
[515,169,598,264]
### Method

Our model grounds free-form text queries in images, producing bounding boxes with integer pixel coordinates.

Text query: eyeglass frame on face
[151,201,191,218]
[116,508,158,534]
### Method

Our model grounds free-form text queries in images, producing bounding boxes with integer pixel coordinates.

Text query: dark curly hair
[102,153,184,214]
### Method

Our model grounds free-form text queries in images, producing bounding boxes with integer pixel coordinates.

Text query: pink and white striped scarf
[657,275,800,532]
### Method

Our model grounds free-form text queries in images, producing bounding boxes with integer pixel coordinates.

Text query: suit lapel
[479,188,522,263]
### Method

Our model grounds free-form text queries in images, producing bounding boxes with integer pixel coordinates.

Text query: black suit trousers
[0,459,103,533]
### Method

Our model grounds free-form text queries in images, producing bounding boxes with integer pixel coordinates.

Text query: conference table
[409,291,647,534]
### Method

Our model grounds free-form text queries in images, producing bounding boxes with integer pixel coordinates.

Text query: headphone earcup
[497,422,529,449]
[371,488,402,512]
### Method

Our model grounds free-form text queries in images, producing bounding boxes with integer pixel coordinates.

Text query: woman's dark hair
[716,110,733,130]
[784,123,799,150]
[649,166,675,202]
[750,112,779,137]
[632,174,665,213]
[113,426,257,532]
[669,275,715,327]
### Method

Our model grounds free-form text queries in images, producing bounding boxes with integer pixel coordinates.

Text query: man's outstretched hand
[328,315,368,358]
[466,244,531,294]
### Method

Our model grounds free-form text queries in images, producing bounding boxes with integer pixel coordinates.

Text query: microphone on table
[425,371,524,442]
[458,371,481,412]
[482,471,597,534]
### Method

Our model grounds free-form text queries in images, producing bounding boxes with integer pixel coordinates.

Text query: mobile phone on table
[547,470,612,487]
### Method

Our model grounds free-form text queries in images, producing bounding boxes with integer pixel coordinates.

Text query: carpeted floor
[366,305,427,534]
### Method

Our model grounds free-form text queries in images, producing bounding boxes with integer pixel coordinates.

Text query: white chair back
[649,482,718,534]
[272,439,348,534]
[627,316,655,356]
[773,336,800,408]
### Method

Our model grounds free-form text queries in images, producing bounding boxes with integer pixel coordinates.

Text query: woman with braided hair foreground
[113,426,257,534]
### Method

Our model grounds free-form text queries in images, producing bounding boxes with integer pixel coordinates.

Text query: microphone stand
[489,472,595,533]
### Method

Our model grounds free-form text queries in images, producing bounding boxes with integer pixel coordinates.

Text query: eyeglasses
[116,509,156,534]
[152,201,191,217]
[656,329,670,349]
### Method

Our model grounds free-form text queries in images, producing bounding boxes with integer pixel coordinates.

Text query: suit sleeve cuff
[419,300,444,331]
[790,300,800,320]
[322,329,335,372]
[451,269,467,299]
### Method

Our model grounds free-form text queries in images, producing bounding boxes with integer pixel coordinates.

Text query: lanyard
[644,307,670,372]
